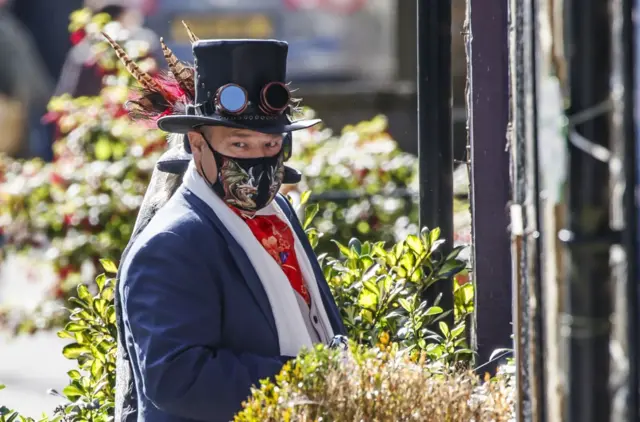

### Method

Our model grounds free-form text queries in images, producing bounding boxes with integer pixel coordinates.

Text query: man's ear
[186,131,203,154]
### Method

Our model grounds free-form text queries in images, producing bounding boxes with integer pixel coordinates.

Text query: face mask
[198,134,285,213]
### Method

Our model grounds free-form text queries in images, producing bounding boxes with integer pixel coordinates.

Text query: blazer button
[313,316,319,323]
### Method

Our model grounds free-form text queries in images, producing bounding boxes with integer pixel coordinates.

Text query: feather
[124,70,190,122]
[102,32,174,102]
[182,21,199,43]
[160,37,195,99]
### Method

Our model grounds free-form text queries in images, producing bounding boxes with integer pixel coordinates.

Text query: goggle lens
[260,82,290,114]
[217,84,248,114]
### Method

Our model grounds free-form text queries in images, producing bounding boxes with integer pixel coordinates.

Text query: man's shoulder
[121,191,220,273]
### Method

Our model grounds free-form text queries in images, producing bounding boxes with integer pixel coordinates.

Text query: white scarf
[183,162,334,356]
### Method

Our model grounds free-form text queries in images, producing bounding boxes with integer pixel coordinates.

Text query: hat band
[189,102,286,122]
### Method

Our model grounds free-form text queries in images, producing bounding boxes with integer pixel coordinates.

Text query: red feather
[125,70,191,122]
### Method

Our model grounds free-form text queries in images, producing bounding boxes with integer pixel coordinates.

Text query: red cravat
[232,208,310,305]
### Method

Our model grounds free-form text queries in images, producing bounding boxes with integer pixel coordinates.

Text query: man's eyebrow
[228,130,254,138]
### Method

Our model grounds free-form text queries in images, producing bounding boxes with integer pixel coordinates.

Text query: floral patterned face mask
[198,133,286,213]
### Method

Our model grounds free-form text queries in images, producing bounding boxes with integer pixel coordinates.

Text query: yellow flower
[378,331,390,345]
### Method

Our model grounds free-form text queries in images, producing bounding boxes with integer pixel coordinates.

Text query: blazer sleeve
[121,230,288,421]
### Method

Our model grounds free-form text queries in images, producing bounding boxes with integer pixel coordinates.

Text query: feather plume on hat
[102,27,198,122]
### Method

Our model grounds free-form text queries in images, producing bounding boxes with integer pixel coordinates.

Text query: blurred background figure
[0,0,54,159]
[54,0,160,98]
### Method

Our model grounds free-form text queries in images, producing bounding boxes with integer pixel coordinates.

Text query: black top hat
[157,39,320,134]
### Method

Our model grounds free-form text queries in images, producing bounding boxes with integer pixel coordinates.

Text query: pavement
[0,253,72,418]
[0,331,73,418]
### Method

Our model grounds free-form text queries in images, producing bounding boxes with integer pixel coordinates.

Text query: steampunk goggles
[214,82,291,116]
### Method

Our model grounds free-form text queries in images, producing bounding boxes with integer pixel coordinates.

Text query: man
[105,28,346,422]
[0,0,53,158]
[55,0,160,98]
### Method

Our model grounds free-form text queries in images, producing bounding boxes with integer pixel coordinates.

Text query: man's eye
[232,142,247,148]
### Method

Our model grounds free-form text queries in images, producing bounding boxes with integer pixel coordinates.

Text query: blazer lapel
[274,195,347,335]
[181,187,279,339]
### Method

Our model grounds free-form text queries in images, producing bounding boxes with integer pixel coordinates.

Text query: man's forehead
[203,126,278,139]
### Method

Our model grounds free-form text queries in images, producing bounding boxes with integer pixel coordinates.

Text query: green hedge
[235,345,514,422]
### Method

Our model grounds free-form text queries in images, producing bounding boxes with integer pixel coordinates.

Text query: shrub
[320,234,471,362]
[235,344,515,422]
[0,262,118,422]
[297,194,472,365]
[284,114,420,253]
[48,261,118,421]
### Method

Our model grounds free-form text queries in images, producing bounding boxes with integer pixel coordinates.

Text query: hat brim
[155,146,302,184]
[157,114,321,134]
[156,146,191,174]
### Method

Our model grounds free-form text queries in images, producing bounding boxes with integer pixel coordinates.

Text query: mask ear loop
[196,130,218,186]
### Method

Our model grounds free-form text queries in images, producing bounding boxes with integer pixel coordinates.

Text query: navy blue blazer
[118,186,346,421]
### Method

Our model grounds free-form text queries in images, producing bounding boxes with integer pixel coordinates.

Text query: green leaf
[425,306,443,316]
[446,246,467,261]
[362,309,375,325]
[430,239,446,253]
[392,242,404,259]
[67,370,81,380]
[332,240,354,259]
[399,253,415,271]
[76,285,93,305]
[300,190,312,206]
[62,343,89,360]
[398,298,412,312]
[100,286,114,302]
[57,330,75,340]
[105,305,116,324]
[348,238,362,255]
[450,323,466,339]
[489,348,513,361]
[95,273,107,291]
[64,322,86,332]
[410,270,422,283]
[428,227,441,248]
[362,280,380,296]
[358,291,378,310]
[372,243,387,257]
[405,235,423,254]
[62,384,84,400]
[99,259,118,274]
[96,339,113,356]
[91,359,104,379]
[93,299,108,318]
[439,321,450,337]
[303,203,319,230]
[437,260,466,279]
[69,297,92,312]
